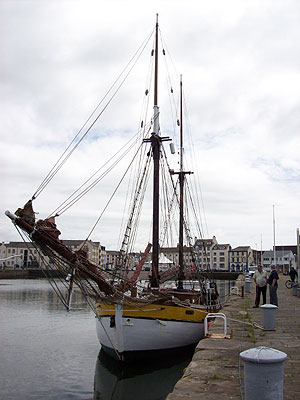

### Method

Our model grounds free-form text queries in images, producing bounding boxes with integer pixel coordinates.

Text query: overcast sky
[1,0,300,252]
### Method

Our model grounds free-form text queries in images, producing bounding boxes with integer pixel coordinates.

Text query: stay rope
[83,141,145,243]
[32,28,155,200]
[48,124,149,217]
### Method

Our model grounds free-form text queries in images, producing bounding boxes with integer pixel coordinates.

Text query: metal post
[240,347,287,400]
[273,205,276,268]
[261,304,277,330]
[245,276,251,293]
[261,234,263,268]
[297,228,300,283]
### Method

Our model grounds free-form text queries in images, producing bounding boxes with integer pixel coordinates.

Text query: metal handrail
[204,312,227,337]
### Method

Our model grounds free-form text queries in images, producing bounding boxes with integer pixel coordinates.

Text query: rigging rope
[182,93,209,238]
[159,30,180,147]
[121,150,152,254]
[116,41,154,252]
[83,141,145,243]
[49,125,147,217]
[159,154,178,247]
[32,28,155,200]
[14,226,72,307]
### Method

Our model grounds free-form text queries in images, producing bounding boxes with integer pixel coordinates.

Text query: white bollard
[261,304,277,330]
[240,347,287,400]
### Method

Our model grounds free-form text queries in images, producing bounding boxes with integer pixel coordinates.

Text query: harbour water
[0,279,199,400]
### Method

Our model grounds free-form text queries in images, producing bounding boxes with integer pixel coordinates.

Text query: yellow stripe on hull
[95,301,207,322]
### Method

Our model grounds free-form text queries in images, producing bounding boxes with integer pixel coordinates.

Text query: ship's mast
[154,14,159,108]
[144,15,170,288]
[178,77,185,286]
[150,15,160,288]
[172,76,193,288]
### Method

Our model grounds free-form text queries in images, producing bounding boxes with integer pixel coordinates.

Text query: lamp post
[261,234,263,268]
[297,228,300,282]
[273,205,276,268]
[255,243,258,265]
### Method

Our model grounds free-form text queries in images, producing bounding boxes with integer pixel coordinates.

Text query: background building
[262,249,296,273]
[194,236,231,271]
[1,237,298,275]
[0,240,104,270]
[229,246,254,272]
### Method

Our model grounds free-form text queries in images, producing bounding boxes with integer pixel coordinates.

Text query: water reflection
[94,349,193,400]
[0,280,97,400]
[0,279,90,312]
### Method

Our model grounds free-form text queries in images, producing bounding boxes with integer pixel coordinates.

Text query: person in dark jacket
[289,267,298,282]
[267,265,279,306]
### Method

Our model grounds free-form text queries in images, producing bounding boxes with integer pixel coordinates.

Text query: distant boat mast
[273,205,276,267]
[260,234,263,267]
[297,228,300,277]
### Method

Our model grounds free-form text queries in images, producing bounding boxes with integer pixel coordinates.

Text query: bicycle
[285,280,300,289]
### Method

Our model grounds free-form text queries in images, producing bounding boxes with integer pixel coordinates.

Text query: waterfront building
[144,238,231,272]
[2,239,296,275]
[158,246,193,268]
[262,249,296,273]
[229,246,254,272]
[193,236,231,271]
[252,249,262,266]
[0,241,40,269]
[105,250,142,270]
[0,240,105,269]
[63,240,103,265]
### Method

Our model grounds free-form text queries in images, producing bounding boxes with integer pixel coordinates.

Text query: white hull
[96,302,205,360]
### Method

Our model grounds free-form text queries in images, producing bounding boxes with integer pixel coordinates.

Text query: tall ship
[6,16,221,361]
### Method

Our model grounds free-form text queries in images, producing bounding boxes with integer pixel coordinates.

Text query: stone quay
[167,274,300,400]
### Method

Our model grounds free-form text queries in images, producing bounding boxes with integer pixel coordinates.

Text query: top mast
[172,76,193,288]
[144,15,170,288]
[178,76,185,286]
[150,14,160,288]
[154,14,159,107]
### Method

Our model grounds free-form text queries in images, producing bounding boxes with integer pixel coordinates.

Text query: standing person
[253,265,268,308]
[289,267,298,282]
[267,264,279,306]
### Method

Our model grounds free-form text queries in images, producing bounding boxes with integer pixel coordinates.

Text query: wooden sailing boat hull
[95,300,206,361]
